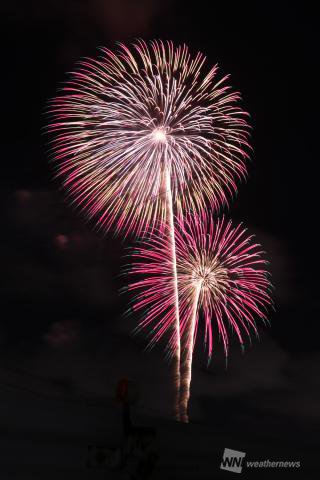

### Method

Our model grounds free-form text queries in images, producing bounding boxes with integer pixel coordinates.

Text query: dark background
[1,1,319,478]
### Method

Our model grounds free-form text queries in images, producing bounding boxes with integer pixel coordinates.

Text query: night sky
[1,1,319,478]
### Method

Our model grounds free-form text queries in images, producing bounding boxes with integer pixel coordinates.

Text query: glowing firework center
[152,128,167,143]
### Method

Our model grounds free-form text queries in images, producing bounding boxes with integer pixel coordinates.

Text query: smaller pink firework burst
[126,212,272,360]
[126,212,272,421]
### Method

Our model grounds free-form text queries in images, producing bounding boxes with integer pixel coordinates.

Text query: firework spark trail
[127,212,272,422]
[179,280,202,423]
[164,166,181,420]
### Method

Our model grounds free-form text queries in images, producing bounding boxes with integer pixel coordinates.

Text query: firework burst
[48,40,250,236]
[127,213,272,422]
[48,40,251,421]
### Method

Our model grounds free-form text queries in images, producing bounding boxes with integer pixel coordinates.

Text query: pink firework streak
[48,40,251,420]
[127,213,272,422]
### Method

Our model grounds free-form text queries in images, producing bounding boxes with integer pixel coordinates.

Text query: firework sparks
[127,213,272,422]
[48,40,251,420]
[48,40,250,236]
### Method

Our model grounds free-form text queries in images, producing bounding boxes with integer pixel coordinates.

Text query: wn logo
[220,448,246,474]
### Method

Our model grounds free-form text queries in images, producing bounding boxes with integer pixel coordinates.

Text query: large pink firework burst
[127,213,272,422]
[48,40,250,236]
